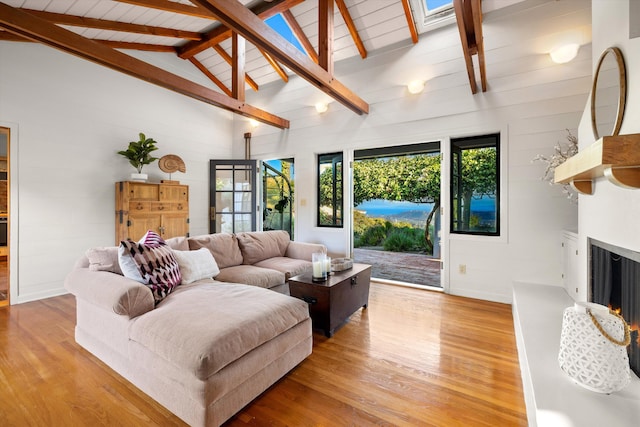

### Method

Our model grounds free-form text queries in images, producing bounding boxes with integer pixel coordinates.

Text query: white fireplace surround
[512,282,640,426]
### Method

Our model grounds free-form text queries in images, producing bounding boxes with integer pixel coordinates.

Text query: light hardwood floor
[0,283,527,426]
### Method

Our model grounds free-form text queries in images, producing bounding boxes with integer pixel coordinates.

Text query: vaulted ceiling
[0,0,488,128]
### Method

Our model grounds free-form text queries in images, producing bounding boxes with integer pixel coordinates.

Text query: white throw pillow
[173,248,220,285]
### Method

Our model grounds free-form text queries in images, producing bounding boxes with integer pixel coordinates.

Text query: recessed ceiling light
[407,80,425,94]
[249,119,259,128]
[550,44,580,64]
[315,102,329,113]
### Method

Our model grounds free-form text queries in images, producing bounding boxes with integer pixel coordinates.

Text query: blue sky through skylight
[265,14,305,54]
[425,0,453,11]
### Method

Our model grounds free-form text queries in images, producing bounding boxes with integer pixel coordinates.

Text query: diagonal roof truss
[0,0,489,128]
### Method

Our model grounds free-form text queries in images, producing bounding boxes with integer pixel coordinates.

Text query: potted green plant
[118,133,159,182]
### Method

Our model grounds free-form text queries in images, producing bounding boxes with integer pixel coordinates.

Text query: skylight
[265,14,306,55]
[425,0,453,14]
[411,0,455,33]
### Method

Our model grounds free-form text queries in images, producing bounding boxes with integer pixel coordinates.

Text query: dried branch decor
[533,130,579,203]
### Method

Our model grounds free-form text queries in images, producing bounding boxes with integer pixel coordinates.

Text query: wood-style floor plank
[0,283,527,426]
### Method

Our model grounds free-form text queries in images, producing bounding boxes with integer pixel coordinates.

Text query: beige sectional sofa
[64,230,326,426]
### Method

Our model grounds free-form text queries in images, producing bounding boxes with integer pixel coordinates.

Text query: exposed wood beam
[335,0,367,59]
[281,10,319,64]
[178,0,304,59]
[187,57,232,97]
[232,32,246,102]
[191,0,368,115]
[115,0,216,19]
[0,3,289,129]
[24,9,202,40]
[471,0,487,92]
[259,49,289,82]
[318,0,334,75]
[100,40,177,52]
[212,44,259,92]
[1,31,178,52]
[453,0,478,93]
[401,0,419,44]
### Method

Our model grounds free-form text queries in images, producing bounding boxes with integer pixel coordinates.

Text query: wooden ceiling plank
[335,0,367,59]
[232,32,246,102]
[318,0,334,75]
[471,0,487,92]
[401,0,419,44]
[115,0,216,19]
[0,3,289,129]
[24,9,202,40]
[188,57,232,97]
[281,9,319,64]
[453,0,477,94]
[259,49,289,82]
[212,44,259,92]
[178,0,305,59]
[191,0,368,115]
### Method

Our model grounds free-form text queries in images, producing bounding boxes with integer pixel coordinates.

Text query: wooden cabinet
[115,181,189,244]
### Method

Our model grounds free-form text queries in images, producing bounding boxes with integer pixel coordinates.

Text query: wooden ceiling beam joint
[191,0,368,115]
[318,0,334,75]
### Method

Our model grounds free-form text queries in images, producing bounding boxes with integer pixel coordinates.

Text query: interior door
[209,160,258,234]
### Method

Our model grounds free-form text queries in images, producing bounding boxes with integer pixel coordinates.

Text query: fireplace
[590,239,640,377]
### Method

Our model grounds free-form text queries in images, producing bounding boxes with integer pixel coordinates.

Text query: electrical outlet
[459,264,466,274]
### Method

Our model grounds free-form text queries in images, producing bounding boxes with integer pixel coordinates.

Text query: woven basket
[558,302,631,394]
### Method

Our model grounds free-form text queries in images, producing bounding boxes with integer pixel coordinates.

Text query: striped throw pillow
[118,230,182,304]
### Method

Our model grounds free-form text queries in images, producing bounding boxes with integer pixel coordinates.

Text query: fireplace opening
[590,239,640,377]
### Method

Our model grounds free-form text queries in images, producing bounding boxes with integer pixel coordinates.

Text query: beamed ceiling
[0,0,487,129]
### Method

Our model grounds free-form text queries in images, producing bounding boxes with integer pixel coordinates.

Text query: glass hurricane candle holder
[312,252,327,281]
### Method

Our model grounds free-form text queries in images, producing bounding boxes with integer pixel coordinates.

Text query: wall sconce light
[249,119,259,128]
[550,44,580,64]
[315,102,329,114]
[407,80,425,94]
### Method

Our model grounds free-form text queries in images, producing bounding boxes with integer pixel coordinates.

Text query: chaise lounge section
[64,230,327,426]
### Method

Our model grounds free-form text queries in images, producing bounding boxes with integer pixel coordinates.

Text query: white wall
[235,0,591,303]
[575,0,640,299]
[0,42,234,304]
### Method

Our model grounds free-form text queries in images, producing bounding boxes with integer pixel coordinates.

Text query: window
[450,134,500,236]
[317,152,343,227]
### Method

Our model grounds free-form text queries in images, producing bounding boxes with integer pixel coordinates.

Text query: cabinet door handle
[177,204,183,210]
[135,203,144,210]
[351,275,358,286]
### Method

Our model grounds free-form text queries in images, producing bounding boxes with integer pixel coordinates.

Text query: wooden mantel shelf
[554,133,640,195]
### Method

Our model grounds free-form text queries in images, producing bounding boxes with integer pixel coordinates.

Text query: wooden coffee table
[288,263,371,337]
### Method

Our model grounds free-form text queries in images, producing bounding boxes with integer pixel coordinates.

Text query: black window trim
[317,151,344,228]
[449,133,500,237]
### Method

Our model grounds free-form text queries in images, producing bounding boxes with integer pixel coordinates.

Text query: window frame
[449,133,500,237]
[317,152,344,228]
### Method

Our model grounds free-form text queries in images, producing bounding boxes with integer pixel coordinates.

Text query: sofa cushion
[165,236,189,251]
[236,230,290,265]
[86,246,123,275]
[253,257,312,281]
[118,230,182,303]
[173,248,220,285]
[128,282,310,380]
[188,233,243,269]
[215,265,285,288]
